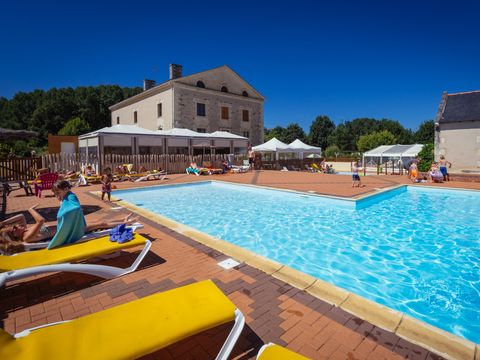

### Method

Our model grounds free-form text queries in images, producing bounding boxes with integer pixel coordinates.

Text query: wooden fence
[39,153,245,175]
[0,157,42,181]
[1,153,363,181]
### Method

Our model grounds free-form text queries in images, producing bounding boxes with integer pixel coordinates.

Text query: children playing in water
[101,167,114,201]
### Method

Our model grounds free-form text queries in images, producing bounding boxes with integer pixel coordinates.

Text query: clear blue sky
[1,0,479,131]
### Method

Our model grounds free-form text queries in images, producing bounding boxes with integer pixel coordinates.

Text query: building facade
[434,90,480,170]
[109,65,264,145]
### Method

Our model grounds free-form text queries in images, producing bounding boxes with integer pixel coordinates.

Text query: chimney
[169,64,183,79]
[143,79,156,91]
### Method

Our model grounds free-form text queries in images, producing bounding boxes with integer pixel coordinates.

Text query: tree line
[0,85,142,156]
[264,116,434,157]
[0,86,434,157]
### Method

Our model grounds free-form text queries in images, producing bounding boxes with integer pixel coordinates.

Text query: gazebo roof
[288,139,321,151]
[252,137,291,152]
[0,128,38,141]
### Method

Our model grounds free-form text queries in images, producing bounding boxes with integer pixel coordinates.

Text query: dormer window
[196,81,205,88]
[242,91,249,97]
[221,86,228,93]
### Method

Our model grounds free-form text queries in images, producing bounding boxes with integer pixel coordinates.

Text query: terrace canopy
[0,128,38,141]
[362,144,424,165]
[78,125,249,158]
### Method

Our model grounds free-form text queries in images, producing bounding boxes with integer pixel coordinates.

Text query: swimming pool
[115,182,480,343]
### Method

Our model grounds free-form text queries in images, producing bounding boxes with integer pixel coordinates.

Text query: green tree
[327,123,351,151]
[308,115,335,149]
[0,85,142,148]
[324,145,340,158]
[357,130,396,153]
[417,143,434,172]
[264,125,287,142]
[415,120,434,144]
[58,117,91,136]
[283,123,306,143]
[377,119,413,144]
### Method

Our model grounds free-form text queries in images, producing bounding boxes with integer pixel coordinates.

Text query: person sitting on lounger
[0,200,138,254]
[84,165,96,177]
[429,162,444,183]
[186,162,200,176]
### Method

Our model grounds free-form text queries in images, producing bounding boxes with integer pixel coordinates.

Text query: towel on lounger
[109,224,133,244]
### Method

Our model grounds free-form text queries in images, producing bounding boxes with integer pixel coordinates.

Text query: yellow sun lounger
[257,343,310,359]
[0,233,151,286]
[0,280,245,360]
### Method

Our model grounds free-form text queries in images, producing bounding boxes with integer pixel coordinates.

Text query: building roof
[0,128,38,141]
[157,128,208,137]
[109,65,264,111]
[209,131,247,139]
[79,125,158,139]
[440,90,480,123]
[79,126,248,141]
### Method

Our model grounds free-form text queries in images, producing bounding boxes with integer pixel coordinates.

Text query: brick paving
[3,171,476,359]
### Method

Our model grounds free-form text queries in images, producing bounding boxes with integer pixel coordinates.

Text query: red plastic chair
[34,173,59,197]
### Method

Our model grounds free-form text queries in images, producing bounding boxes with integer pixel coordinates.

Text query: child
[101,167,114,201]
[409,161,418,183]
[352,161,363,187]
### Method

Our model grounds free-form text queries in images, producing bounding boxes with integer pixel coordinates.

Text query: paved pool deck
[3,171,479,359]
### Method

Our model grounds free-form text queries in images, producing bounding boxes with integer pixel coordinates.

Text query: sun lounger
[0,280,245,360]
[135,171,167,182]
[22,223,144,251]
[257,343,309,359]
[304,164,316,172]
[0,233,151,287]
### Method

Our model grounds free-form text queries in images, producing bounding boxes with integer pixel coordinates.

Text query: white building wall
[437,121,480,169]
[111,88,173,131]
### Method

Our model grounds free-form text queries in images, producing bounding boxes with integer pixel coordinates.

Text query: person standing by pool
[438,155,452,181]
[247,146,255,171]
[409,161,418,183]
[101,167,114,202]
[352,161,363,187]
[403,157,419,178]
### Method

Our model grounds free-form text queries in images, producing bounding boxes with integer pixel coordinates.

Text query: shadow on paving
[138,323,264,360]
[0,250,166,322]
[6,205,102,223]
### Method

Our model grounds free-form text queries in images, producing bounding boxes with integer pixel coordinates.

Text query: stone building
[109,64,265,145]
[434,90,480,170]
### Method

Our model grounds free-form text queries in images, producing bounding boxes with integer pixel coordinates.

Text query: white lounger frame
[12,303,244,360]
[256,342,275,359]
[0,239,151,287]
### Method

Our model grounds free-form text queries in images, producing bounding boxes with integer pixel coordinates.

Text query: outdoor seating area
[2,171,479,359]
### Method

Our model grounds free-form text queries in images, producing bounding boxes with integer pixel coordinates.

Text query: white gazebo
[363,144,424,165]
[252,137,293,160]
[288,139,322,159]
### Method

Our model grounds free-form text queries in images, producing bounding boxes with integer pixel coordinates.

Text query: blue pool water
[116,182,480,343]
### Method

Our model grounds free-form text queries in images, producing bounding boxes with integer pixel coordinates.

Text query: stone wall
[174,84,264,145]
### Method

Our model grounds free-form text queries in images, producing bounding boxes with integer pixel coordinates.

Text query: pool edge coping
[91,182,479,360]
